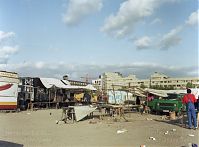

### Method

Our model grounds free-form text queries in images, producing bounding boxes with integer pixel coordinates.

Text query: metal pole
[48,89,50,108]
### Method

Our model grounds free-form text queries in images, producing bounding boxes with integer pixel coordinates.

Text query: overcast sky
[0,0,198,80]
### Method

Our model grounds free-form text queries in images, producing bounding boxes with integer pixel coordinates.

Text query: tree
[186,82,195,88]
[140,83,147,89]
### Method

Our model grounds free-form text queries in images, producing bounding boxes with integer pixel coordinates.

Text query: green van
[147,93,185,115]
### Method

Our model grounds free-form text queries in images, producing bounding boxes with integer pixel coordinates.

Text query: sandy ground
[0,109,198,147]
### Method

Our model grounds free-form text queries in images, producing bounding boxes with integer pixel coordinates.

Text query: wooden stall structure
[18,77,97,110]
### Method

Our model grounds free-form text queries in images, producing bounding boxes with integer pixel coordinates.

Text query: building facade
[91,78,102,91]
[101,72,199,92]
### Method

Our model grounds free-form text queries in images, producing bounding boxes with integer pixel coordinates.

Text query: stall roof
[40,78,97,90]
[145,88,168,97]
[85,84,97,91]
[61,80,71,85]
[40,78,68,89]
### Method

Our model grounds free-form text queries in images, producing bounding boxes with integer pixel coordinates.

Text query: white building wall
[102,72,199,92]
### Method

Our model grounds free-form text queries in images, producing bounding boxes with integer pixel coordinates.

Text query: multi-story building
[101,72,138,91]
[102,72,199,92]
[91,78,102,91]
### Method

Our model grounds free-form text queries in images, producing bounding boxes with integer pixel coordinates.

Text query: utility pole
[149,77,152,88]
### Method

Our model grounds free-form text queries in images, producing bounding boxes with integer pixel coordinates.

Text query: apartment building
[101,72,199,92]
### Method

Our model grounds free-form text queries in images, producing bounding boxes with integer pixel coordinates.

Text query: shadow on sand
[153,115,188,128]
[0,140,23,147]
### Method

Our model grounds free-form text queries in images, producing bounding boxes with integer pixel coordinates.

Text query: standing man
[182,89,197,129]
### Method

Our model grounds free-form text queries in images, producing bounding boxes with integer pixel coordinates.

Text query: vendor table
[99,104,128,121]
[60,105,97,123]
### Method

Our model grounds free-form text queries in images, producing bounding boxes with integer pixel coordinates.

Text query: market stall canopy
[40,78,97,90]
[134,90,146,97]
[166,89,187,94]
[85,84,97,91]
[166,89,198,98]
[145,88,168,97]
[40,78,68,89]
[40,78,81,89]
[61,80,71,85]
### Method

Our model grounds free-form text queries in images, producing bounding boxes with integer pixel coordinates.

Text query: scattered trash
[164,131,169,135]
[56,120,65,125]
[146,118,153,121]
[50,112,52,115]
[172,129,176,132]
[149,137,156,141]
[188,134,195,137]
[27,113,31,115]
[140,145,146,147]
[117,129,127,134]
[160,115,168,120]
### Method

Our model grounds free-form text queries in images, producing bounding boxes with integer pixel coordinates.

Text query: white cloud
[0,46,18,63]
[35,61,45,69]
[63,0,103,26]
[159,26,183,49]
[186,10,198,26]
[134,36,152,49]
[0,30,18,63]
[0,31,15,42]
[2,62,198,80]
[101,0,159,38]
[101,0,182,38]
[150,18,162,25]
[187,69,199,77]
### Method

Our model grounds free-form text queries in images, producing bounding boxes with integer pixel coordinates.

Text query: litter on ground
[164,131,169,135]
[149,137,156,141]
[188,134,195,137]
[117,129,127,134]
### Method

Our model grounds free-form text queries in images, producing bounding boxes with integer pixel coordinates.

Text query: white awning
[145,88,168,97]
[40,78,79,89]
[40,78,97,90]
[40,78,68,89]
[61,80,71,85]
[85,84,97,91]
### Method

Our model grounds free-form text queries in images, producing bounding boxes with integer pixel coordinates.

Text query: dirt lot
[0,109,198,147]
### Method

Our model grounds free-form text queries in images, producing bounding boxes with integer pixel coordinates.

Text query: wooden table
[106,104,128,121]
[59,107,75,123]
[60,106,97,123]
